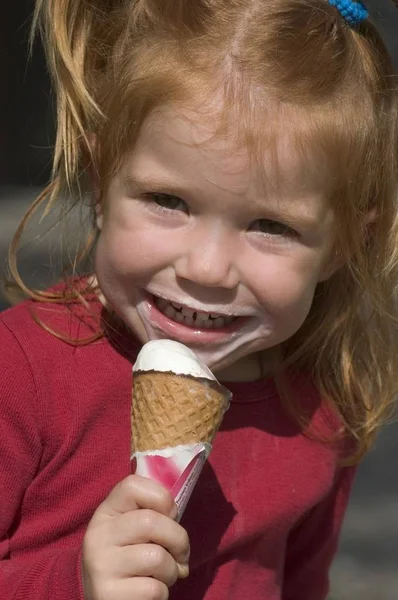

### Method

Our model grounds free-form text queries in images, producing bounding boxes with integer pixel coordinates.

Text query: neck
[216,348,281,382]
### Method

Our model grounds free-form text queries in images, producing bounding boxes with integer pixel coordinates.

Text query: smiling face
[95,104,336,380]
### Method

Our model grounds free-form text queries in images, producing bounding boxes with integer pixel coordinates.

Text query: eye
[145,192,188,213]
[250,218,298,237]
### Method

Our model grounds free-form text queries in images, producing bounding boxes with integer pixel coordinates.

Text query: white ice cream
[133,339,217,380]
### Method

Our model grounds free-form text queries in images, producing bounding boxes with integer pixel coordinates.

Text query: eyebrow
[122,174,188,196]
[122,174,327,229]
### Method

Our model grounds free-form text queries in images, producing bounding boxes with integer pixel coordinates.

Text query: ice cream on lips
[131,340,231,519]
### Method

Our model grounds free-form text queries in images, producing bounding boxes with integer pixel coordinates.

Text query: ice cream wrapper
[131,442,211,520]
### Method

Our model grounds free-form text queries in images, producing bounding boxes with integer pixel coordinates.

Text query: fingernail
[181,548,190,565]
[169,503,178,520]
[177,563,189,579]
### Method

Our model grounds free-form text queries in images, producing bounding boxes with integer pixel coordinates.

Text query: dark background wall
[0,0,54,187]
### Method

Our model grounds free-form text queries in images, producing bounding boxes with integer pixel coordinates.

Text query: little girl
[1,1,398,599]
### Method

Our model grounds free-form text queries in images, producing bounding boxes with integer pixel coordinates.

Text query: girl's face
[95,106,336,379]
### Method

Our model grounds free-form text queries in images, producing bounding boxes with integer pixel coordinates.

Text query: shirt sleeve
[0,318,85,600]
[282,464,357,600]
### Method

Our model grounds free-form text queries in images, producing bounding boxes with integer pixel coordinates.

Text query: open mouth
[152,295,239,330]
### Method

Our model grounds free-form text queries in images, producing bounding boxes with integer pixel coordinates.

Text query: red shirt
[0,297,356,600]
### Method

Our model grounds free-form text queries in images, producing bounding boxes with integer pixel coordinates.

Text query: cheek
[249,252,321,314]
[95,225,172,279]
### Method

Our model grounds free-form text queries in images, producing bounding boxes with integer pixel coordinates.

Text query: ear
[96,202,104,231]
[363,206,378,226]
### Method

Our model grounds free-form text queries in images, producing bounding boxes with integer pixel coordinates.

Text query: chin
[189,343,254,373]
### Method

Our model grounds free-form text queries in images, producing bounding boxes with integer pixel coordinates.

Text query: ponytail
[32,0,115,191]
[32,0,213,194]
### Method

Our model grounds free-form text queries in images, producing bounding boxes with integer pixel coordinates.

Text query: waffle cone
[131,370,230,453]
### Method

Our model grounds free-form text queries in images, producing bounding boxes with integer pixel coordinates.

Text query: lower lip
[145,295,248,344]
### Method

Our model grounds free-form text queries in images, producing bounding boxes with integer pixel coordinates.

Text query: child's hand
[82,475,190,600]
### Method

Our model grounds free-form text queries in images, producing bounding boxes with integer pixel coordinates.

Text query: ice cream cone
[131,370,229,454]
[130,340,231,519]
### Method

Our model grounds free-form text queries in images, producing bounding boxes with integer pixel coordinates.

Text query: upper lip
[147,290,253,318]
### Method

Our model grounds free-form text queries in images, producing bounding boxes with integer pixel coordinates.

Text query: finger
[107,509,190,567]
[116,544,180,586]
[102,577,169,600]
[97,475,177,520]
[176,562,190,579]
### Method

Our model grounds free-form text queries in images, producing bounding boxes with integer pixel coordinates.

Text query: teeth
[196,312,211,325]
[157,298,168,310]
[213,317,226,328]
[154,296,237,330]
[164,304,176,319]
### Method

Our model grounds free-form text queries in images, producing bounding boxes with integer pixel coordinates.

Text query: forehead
[133,102,330,200]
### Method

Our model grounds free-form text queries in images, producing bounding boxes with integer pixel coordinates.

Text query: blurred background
[1,2,397,598]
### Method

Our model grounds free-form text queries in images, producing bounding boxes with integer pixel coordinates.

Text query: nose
[174,225,240,290]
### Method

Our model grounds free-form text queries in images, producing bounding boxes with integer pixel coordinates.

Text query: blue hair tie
[328,0,369,25]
